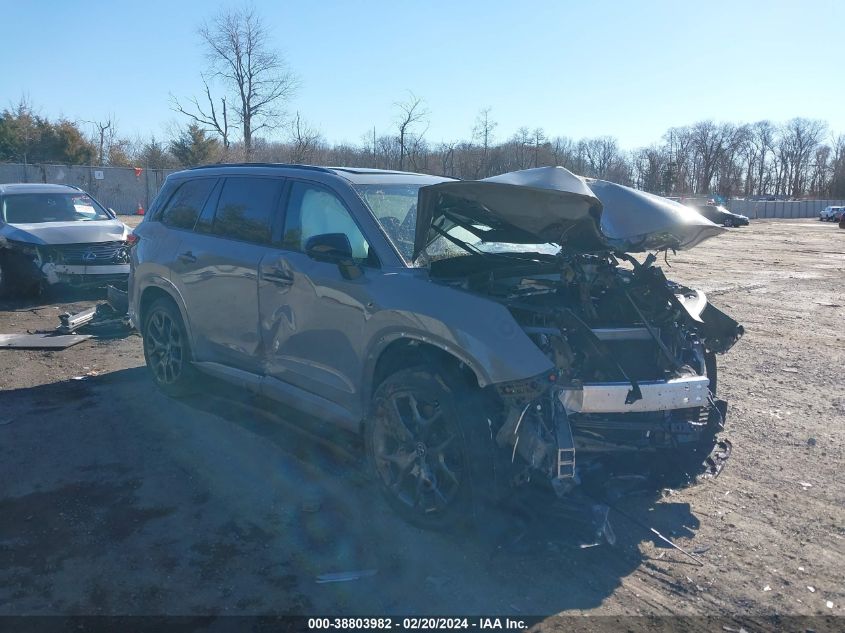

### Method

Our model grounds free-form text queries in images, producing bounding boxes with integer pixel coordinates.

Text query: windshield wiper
[431,223,489,257]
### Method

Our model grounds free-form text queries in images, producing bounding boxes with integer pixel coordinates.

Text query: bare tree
[90,118,113,165]
[634,146,666,193]
[394,92,429,170]
[830,134,845,198]
[549,136,578,171]
[171,77,231,151]
[508,127,533,170]
[288,111,322,164]
[86,116,136,166]
[583,136,622,179]
[531,128,546,168]
[778,118,826,197]
[436,140,458,177]
[748,120,775,195]
[472,107,497,177]
[689,121,725,194]
[173,5,299,160]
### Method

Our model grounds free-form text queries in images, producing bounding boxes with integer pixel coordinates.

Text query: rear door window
[159,179,216,230]
[210,177,282,245]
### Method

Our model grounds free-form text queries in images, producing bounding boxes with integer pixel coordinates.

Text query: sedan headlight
[3,239,39,257]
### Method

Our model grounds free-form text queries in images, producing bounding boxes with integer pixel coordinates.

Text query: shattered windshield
[1,193,112,224]
[425,224,560,261]
[354,183,559,263]
[354,183,421,260]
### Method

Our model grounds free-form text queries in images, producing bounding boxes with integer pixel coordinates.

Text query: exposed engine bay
[430,249,743,502]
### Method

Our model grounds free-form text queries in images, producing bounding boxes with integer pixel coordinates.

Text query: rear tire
[142,298,198,397]
[365,365,499,531]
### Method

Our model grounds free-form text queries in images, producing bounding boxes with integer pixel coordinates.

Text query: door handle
[178,251,197,264]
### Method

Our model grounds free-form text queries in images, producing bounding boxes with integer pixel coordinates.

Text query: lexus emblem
[83,250,97,263]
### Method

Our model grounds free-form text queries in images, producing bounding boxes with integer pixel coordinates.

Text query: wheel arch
[361,336,487,433]
[138,282,194,348]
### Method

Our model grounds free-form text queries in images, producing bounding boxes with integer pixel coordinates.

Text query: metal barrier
[724,198,845,219]
[0,163,177,215]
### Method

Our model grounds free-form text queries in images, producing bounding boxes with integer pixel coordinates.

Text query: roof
[326,166,429,177]
[180,163,450,186]
[0,183,82,195]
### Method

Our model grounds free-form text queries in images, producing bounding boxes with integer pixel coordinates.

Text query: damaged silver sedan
[129,164,743,537]
[0,183,131,297]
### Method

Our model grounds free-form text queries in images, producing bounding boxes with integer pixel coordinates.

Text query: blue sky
[2,0,843,148]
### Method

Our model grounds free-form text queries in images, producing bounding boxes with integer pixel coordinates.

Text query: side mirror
[305,233,353,261]
[304,233,362,279]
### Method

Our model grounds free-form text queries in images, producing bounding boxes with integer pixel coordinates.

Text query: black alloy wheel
[367,366,497,530]
[142,298,197,396]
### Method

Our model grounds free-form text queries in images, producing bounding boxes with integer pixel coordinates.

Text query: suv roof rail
[186,162,334,174]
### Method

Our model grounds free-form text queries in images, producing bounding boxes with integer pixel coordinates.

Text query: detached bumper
[41,263,129,287]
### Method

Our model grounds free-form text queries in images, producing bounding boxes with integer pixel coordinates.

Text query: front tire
[142,298,198,397]
[656,351,721,484]
[365,365,498,531]
[0,256,40,299]
[0,259,10,299]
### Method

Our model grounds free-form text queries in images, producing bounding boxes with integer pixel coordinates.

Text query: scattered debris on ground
[0,333,92,349]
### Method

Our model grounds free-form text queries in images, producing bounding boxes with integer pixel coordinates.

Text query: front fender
[360,271,554,403]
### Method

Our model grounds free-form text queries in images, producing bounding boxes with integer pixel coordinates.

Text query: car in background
[690,204,749,227]
[0,183,131,297]
[819,206,845,221]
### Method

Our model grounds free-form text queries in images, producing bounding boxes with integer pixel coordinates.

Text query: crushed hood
[0,220,129,245]
[589,179,725,251]
[414,167,723,259]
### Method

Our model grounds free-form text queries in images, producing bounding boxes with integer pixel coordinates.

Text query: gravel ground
[0,218,842,624]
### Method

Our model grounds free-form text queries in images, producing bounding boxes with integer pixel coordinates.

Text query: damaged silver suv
[129,164,743,532]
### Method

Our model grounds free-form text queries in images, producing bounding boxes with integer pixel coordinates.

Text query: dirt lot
[0,218,843,623]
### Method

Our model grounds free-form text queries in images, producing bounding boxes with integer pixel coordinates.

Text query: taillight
[126,233,140,247]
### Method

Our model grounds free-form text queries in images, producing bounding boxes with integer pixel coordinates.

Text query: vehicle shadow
[1,367,707,616]
[169,374,707,614]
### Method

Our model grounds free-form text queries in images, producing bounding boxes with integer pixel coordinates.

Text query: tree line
[2,5,843,200]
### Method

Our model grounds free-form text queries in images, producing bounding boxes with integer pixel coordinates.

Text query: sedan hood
[414,167,724,259]
[0,220,129,245]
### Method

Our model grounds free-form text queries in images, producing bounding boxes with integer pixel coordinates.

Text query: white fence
[724,198,845,219]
